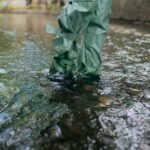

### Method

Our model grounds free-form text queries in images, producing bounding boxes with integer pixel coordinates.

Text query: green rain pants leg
[78,0,112,77]
[49,0,97,75]
[48,0,112,77]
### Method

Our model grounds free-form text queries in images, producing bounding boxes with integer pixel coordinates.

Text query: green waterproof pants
[46,0,112,77]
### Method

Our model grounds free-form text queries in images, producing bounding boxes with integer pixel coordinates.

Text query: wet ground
[0,14,150,150]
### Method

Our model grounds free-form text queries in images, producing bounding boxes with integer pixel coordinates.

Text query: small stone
[143,89,150,100]
[101,87,112,95]
[84,85,95,92]
[0,68,7,74]
[98,96,111,107]
[0,112,9,122]
[25,147,30,150]
[0,82,5,91]
[10,131,15,136]
[42,68,49,76]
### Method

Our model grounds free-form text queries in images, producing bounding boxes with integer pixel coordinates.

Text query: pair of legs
[49,0,112,78]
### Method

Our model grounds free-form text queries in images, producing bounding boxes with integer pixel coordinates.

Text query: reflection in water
[0,14,57,34]
[0,14,150,150]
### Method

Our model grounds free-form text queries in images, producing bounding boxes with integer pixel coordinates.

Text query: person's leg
[78,0,112,77]
[50,0,97,75]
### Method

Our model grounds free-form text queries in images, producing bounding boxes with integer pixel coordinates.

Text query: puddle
[0,14,150,150]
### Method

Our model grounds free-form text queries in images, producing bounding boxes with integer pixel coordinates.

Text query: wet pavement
[0,14,150,150]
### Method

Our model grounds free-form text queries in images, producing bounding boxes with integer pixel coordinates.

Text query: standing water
[0,14,150,150]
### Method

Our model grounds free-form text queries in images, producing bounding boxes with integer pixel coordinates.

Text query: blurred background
[0,0,150,22]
